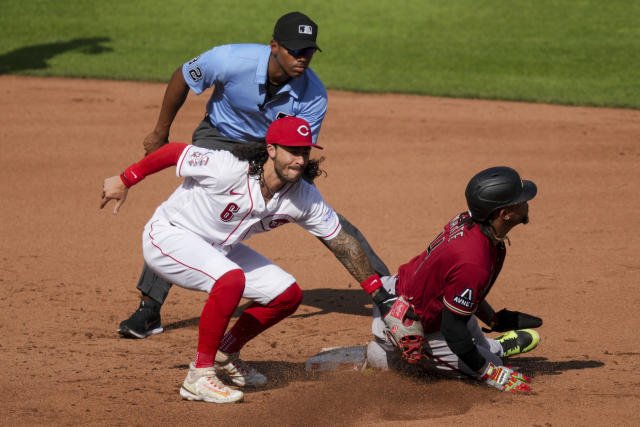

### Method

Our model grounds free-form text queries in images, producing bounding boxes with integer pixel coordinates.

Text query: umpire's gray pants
[137,118,390,304]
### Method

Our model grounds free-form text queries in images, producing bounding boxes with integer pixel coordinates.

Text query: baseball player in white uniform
[101,117,378,403]
[118,11,389,341]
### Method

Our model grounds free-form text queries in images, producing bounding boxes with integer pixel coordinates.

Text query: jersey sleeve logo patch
[188,66,203,82]
[452,288,475,309]
[188,151,210,166]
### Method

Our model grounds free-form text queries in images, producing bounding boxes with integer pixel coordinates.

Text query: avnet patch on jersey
[452,288,475,310]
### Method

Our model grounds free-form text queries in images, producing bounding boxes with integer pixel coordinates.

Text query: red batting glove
[481,362,532,393]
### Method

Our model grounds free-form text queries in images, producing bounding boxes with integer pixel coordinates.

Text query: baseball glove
[380,295,425,364]
[359,275,424,364]
[483,308,543,333]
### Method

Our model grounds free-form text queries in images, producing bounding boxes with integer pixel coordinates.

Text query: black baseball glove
[483,308,543,333]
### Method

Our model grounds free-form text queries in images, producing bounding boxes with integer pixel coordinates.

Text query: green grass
[1,0,639,108]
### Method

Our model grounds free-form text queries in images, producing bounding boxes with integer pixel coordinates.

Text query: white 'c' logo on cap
[297,125,310,136]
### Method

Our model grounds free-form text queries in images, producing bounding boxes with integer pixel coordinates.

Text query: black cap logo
[298,25,313,35]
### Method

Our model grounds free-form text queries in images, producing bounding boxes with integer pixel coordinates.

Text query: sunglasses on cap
[285,47,317,58]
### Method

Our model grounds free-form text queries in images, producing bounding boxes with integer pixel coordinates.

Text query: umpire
[119,11,390,338]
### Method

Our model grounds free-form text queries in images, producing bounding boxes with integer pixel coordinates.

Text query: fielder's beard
[274,162,303,184]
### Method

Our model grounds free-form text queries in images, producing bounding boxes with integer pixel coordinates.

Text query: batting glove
[481,363,531,393]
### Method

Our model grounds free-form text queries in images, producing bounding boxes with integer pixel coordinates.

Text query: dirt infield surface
[1,75,639,426]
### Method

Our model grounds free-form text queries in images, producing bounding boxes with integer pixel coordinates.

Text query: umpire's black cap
[273,12,322,51]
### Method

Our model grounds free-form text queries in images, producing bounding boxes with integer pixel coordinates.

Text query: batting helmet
[465,166,537,222]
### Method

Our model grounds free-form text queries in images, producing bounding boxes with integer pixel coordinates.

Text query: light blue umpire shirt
[182,44,327,144]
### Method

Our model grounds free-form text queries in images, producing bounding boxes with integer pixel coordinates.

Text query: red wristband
[120,164,144,188]
[360,274,383,295]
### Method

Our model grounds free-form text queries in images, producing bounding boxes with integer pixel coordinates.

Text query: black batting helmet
[465,166,537,222]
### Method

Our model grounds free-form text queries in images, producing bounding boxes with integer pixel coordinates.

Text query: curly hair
[232,143,269,176]
[231,143,326,182]
[456,210,508,245]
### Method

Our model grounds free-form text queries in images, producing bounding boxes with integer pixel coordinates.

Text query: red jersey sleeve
[442,263,492,316]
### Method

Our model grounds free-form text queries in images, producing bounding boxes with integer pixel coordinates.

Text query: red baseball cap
[266,116,323,149]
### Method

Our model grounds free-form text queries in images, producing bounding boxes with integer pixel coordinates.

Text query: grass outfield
[1,0,638,108]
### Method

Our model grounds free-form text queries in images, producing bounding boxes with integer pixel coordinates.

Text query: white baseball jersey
[151,146,341,252]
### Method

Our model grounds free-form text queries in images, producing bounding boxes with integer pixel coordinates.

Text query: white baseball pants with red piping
[142,218,296,304]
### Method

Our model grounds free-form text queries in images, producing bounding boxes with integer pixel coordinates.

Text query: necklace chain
[261,173,275,198]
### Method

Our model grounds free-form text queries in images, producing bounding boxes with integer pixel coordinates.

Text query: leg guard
[135,263,172,305]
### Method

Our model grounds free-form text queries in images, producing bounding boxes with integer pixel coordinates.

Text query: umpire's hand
[143,131,169,155]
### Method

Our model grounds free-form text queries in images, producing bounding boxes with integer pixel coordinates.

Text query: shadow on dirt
[506,356,605,376]
[292,288,373,318]
[0,37,112,74]
[171,355,605,393]
[163,288,372,332]
[168,356,604,402]
[222,356,604,392]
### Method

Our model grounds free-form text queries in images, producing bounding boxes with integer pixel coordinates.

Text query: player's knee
[215,269,246,299]
[271,282,302,315]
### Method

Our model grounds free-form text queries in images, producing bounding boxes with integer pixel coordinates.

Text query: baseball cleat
[496,329,540,358]
[117,300,163,339]
[215,351,267,387]
[180,362,244,404]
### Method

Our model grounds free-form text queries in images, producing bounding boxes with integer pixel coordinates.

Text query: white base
[304,346,367,372]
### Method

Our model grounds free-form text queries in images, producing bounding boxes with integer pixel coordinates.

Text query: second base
[304,345,367,372]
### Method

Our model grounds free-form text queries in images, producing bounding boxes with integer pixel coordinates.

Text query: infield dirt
[1,75,639,426]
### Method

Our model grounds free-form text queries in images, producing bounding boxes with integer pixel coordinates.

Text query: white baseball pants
[142,218,296,305]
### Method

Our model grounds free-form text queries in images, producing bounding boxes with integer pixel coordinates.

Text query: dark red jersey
[395,212,506,333]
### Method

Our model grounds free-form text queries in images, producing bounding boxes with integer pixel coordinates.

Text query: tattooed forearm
[320,229,376,282]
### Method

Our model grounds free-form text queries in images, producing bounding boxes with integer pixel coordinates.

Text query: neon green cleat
[496,329,540,358]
